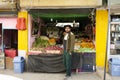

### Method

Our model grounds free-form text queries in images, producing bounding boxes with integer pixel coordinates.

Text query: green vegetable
[32,37,50,48]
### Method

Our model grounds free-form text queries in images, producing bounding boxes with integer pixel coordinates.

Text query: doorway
[0,23,2,52]
[3,29,18,58]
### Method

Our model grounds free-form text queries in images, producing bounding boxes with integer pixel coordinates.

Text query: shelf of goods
[110,22,120,24]
[110,21,120,55]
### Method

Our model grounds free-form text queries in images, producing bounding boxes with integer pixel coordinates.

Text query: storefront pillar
[96,9,108,67]
[18,11,28,58]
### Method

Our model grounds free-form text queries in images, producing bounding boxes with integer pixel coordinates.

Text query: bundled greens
[32,37,50,48]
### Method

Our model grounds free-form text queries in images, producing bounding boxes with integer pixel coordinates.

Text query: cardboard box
[5,57,13,69]
[0,53,5,69]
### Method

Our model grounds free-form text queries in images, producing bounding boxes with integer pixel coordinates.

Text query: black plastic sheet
[27,54,65,73]
[71,52,82,69]
[27,52,95,72]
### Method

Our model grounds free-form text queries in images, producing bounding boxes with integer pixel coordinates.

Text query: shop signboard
[110,0,120,13]
[110,0,120,5]
[20,0,102,8]
[0,53,5,69]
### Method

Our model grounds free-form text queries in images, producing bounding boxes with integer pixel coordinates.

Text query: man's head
[64,25,72,33]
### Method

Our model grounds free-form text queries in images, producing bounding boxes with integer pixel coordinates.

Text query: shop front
[23,9,109,73]
[0,0,110,73]
[25,8,96,72]
[15,0,109,73]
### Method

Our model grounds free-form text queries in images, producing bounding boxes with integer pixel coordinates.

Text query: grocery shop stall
[27,9,96,72]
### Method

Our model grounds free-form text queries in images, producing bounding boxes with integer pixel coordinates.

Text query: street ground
[0,69,101,80]
[0,69,120,80]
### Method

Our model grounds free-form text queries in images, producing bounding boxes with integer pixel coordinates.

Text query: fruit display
[74,38,95,52]
[80,41,95,49]
[44,45,63,54]
[49,38,56,45]
[75,48,95,53]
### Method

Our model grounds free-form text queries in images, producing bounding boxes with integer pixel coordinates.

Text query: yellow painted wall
[96,10,108,67]
[18,11,28,52]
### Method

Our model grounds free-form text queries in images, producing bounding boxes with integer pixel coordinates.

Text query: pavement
[0,69,101,80]
[0,67,120,80]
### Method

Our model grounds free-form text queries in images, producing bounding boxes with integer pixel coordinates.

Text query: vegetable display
[44,45,63,50]
[32,37,50,48]
[31,36,63,54]
[44,45,63,54]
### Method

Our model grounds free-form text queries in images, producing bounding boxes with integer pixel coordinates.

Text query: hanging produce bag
[16,18,26,30]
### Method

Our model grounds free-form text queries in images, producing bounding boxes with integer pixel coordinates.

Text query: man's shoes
[64,75,71,80]
[65,75,71,77]
[64,76,71,80]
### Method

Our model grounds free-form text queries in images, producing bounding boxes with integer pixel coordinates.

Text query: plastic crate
[13,56,25,73]
[82,53,96,65]
[82,64,96,72]
[109,58,120,76]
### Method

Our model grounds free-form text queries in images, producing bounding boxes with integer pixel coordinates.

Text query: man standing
[63,25,75,78]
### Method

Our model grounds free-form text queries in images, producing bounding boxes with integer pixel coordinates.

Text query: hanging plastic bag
[16,18,26,30]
